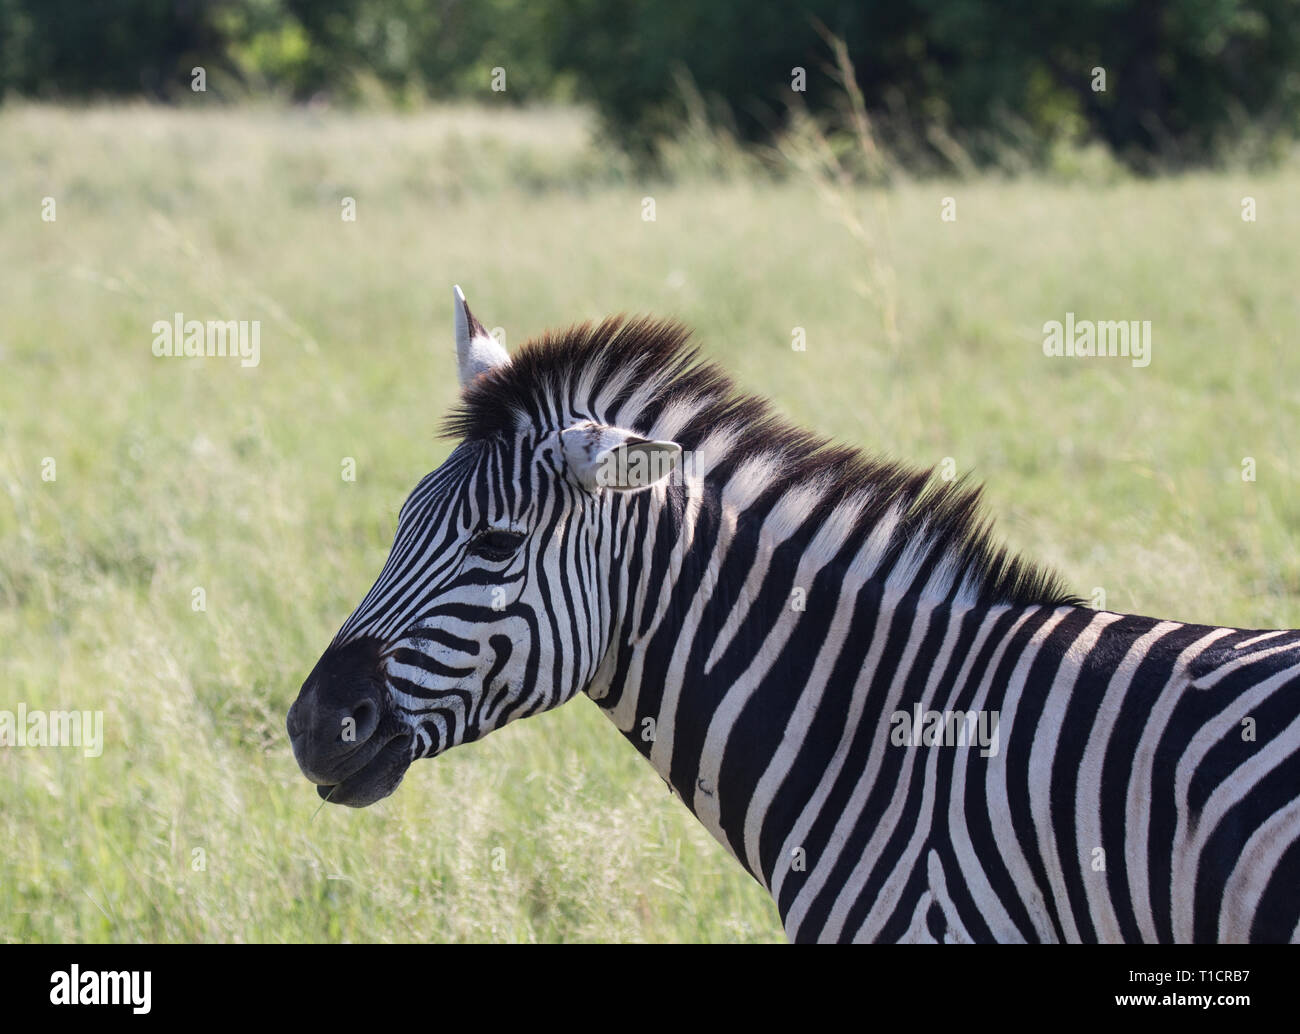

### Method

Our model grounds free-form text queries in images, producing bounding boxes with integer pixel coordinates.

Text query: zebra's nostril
[340,699,380,744]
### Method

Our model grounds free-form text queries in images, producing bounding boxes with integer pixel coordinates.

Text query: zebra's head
[287,288,684,806]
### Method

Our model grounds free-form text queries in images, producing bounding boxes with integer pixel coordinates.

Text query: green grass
[1,102,1297,942]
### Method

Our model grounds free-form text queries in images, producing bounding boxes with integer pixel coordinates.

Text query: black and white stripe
[306,296,1300,942]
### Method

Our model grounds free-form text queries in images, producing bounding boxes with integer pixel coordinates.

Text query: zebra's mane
[443,316,1081,609]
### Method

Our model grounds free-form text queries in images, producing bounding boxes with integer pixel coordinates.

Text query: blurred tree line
[2,0,1297,169]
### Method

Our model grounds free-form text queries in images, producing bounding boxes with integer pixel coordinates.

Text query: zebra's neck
[585,471,1300,942]
[584,471,1061,884]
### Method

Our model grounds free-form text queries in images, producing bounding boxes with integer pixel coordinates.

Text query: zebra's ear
[453,285,509,387]
[560,420,682,493]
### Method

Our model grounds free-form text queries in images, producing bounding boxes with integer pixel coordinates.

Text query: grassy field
[2,102,1298,943]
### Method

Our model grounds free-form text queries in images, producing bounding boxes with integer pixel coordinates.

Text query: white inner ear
[453,285,509,387]
[560,421,682,493]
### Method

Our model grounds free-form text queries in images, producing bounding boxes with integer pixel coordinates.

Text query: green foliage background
[3,1,1299,168]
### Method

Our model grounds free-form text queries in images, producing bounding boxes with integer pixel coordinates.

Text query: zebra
[287,286,1300,943]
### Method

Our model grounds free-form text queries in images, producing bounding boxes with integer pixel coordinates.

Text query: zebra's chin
[315,731,414,808]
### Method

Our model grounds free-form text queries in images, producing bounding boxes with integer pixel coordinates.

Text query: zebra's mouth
[316,731,414,808]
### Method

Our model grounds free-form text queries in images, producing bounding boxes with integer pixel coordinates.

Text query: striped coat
[288,290,1300,942]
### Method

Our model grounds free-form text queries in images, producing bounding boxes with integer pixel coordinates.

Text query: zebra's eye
[469,529,524,562]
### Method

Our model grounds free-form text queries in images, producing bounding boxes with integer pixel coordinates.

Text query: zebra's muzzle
[288,636,414,806]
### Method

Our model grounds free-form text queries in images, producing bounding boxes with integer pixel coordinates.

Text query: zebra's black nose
[287,637,390,785]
